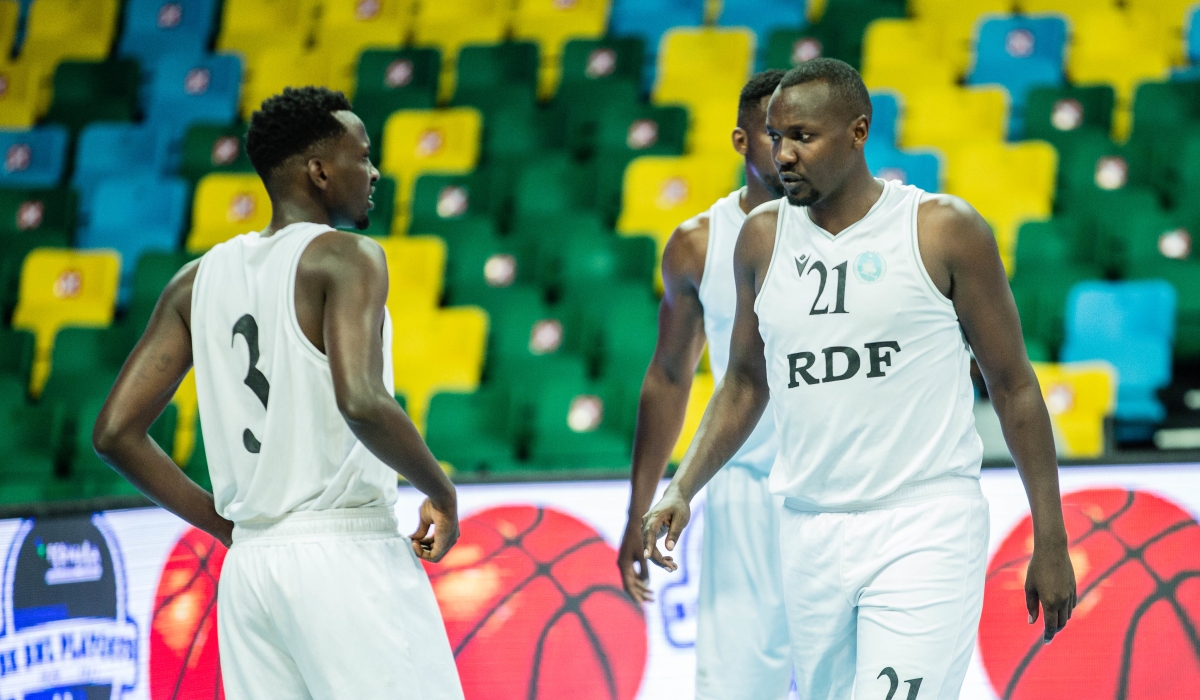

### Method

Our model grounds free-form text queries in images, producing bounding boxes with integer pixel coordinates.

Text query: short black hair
[778,58,872,122]
[246,86,353,180]
[738,69,786,125]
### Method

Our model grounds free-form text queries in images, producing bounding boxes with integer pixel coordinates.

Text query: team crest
[854,251,886,282]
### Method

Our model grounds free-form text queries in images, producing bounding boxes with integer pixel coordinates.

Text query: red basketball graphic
[425,506,648,700]
[150,527,228,700]
[980,488,1200,699]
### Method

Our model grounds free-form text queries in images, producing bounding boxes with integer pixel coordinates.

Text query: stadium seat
[440,226,529,307]
[380,107,482,221]
[526,377,630,469]
[75,176,189,304]
[451,42,540,115]
[353,48,440,159]
[900,86,1009,152]
[616,155,742,252]
[1092,197,1182,274]
[512,0,610,98]
[11,248,121,394]
[909,0,1012,75]
[1023,84,1115,153]
[186,173,271,252]
[391,305,489,428]
[546,231,656,298]
[944,141,1058,267]
[38,327,126,406]
[119,0,219,65]
[653,28,754,152]
[557,37,645,103]
[1067,8,1171,138]
[0,187,75,237]
[179,122,254,183]
[1031,361,1117,458]
[1126,258,1200,361]
[216,0,316,73]
[412,0,510,101]
[609,0,706,83]
[1061,280,1176,425]
[512,153,595,221]
[968,16,1067,137]
[0,1,16,55]
[670,371,713,462]
[865,146,941,193]
[44,60,141,134]
[1054,131,1150,214]
[425,388,521,472]
[72,123,169,212]
[145,52,243,153]
[117,251,193,351]
[1010,261,1104,356]
[315,0,411,96]
[241,48,332,120]
[378,235,446,313]
[0,125,68,188]
[869,92,900,148]
[410,171,499,234]
[718,0,806,62]
[1190,6,1200,66]
[0,61,43,128]
[1013,217,1093,273]
[1015,0,1118,25]
[0,326,33,386]
[766,0,905,72]
[861,19,958,104]
[21,0,121,112]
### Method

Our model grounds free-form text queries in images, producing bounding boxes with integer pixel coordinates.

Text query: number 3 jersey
[191,222,399,524]
[756,179,983,510]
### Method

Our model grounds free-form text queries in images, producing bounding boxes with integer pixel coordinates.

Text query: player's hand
[410,497,459,563]
[642,487,690,572]
[1025,540,1077,644]
[618,518,654,603]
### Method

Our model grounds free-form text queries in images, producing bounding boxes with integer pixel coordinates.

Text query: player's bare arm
[919,194,1077,643]
[300,229,460,562]
[93,261,235,547]
[642,204,778,571]
[618,214,710,602]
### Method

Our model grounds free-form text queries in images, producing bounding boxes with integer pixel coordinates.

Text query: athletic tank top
[191,222,398,524]
[696,188,778,475]
[755,179,982,509]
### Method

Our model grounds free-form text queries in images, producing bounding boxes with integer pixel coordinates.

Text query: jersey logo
[854,251,886,282]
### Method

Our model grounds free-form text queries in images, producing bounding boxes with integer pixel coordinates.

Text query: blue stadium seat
[718,0,805,63]
[0,126,69,188]
[1190,7,1200,65]
[75,176,189,304]
[609,0,705,83]
[969,16,1066,137]
[119,0,218,65]
[146,53,242,159]
[72,123,169,216]
[1061,280,1176,425]
[865,146,940,193]
[870,92,900,148]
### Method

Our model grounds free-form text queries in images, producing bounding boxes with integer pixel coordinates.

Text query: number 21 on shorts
[878,667,922,700]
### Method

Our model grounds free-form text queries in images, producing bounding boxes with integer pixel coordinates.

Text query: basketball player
[92,87,464,700]
[618,70,793,699]
[642,59,1077,699]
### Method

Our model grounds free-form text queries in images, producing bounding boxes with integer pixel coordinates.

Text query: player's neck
[262,196,332,237]
[742,177,777,213]
[806,164,885,236]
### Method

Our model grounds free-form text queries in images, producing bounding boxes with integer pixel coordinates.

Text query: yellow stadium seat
[908,0,1011,74]
[316,0,413,97]
[616,155,742,250]
[413,0,509,101]
[172,369,198,466]
[217,0,317,73]
[392,305,489,429]
[945,140,1058,270]
[671,372,713,463]
[1067,9,1171,138]
[512,0,610,98]
[187,174,272,253]
[1126,0,1193,66]
[900,86,1009,152]
[380,107,481,221]
[21,0,121,113]
[12,248,120,394]
[0,1,18,57]
[0,61,42,128]
[685,98,739,155]
[240,47,331,120]
[377,234,446,312]
[654,27,754,108]
[1031,361,1117,458]
[862,19,959,103]
[1016,0,1119,25]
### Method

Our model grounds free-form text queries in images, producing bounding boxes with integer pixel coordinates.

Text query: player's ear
[851,115,870,148]
[731,127,749,156]
[306,157,330,191]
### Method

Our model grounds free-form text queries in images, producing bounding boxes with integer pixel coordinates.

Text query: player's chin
[352,214,371,231]
[786,187,819,207]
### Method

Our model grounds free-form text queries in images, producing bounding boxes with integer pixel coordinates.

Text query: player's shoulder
[742,199,781,237]
[662,211,710,284]
[304,229,388,275]
[917,193,990,237]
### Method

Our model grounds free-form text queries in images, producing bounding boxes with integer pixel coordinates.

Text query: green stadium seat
[0,229,72,317]
[410,171,500,234]
[426,389,522,473]
[452,42,540,116]
[0,374,52,477]
[1126,258,1200,361]
[512,153,595,220]
[558,281,658,380]
[1010,264,1104,356]
[509,212,609,281]
[526,377,630,470]
[44,59,141,133]
[1054,131,1152,215]
[588,102,688,219]
[765,0,905,71]
[179,123,254,183]
[1024,85,1115,151]
[440,227,531,307]
[0,327,34,386]
[70,395,175,497]
[1095,200,1185,275]
[558,38,645,96]
[542,232,656,298]
[111,251,194,352]
[0,188,76,236]
[480,101,551,163]
[1167,131,1200,218]
[39,327,126,409]
[1014,220,1077,274]
[354,48,441,160]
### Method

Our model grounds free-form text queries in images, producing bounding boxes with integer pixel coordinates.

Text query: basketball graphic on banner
[425,505,648,700]
[979,488,1200,699]
[150,527,228,700]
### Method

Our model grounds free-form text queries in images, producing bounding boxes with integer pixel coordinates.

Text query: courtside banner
[1,464,1197,700]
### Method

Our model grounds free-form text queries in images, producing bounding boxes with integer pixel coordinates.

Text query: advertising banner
[1,463,1198,699]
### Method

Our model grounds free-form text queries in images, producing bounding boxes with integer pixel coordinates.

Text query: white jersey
[697,188,778,475]
[755,179,983,510]
[192,222,398,524]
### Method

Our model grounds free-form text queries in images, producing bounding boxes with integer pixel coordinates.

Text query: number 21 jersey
[191,222,398,524]
[755,179,983,510]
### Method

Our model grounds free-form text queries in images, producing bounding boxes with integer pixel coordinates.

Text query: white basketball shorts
[217,507,464,700]
[779,482,989,700]
[695,465,793,700]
